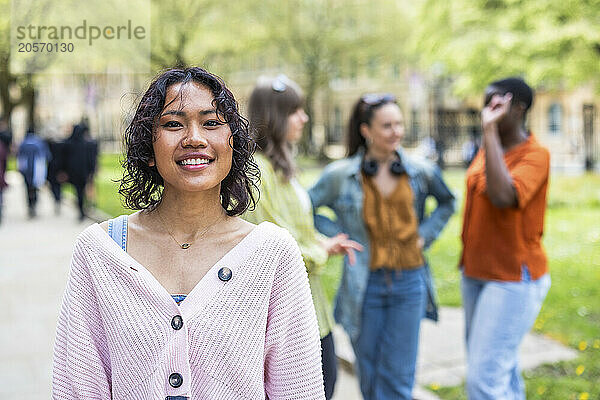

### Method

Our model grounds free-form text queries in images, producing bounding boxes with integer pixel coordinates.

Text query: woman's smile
[175,152,215,171]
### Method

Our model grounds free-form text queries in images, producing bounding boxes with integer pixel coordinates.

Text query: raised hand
[481,92,512,130]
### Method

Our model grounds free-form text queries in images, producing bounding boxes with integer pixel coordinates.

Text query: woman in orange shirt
[460,77,551,399]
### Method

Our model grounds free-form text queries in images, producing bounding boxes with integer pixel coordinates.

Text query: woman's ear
[148,158,155,167]
[360,122,371,142]
[514,102,527,119]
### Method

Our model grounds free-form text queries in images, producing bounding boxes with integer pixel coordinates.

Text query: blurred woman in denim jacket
[309,94,455,400]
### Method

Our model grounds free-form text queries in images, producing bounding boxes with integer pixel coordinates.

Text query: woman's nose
[183,123,208,147]
[393,124,404,136]
[301,109,309,123]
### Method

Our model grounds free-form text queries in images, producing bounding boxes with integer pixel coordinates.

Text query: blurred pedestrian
[0,117,11,151]
[460,77,551,399]
[65,122,97,221]
[309,94,455,400]
[17,127,50,218]
[243,75,362,400]
[46,137,68,214]
[52,67,326,399]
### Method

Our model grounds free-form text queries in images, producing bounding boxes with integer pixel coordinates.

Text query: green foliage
[149,0,258,71]
[236,0,416,150]
[414,0,600,94]
[6,155,15,171]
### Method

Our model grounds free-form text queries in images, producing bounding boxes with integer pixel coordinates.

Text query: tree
[0,0,16,123]
[414,0,600,95]
[0,0,41,128]
[149,0,260,72]
[246,0,415,153]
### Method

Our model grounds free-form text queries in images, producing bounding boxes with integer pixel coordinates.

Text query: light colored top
[52,221,325,400]
[363,173,424,270]
[243,153,334,339]
[461,133,550,281]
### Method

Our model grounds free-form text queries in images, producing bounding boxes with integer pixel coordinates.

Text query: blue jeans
[355,267,427,400]
[461,268,551,400]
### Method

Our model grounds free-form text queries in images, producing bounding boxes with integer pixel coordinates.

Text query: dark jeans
[321,332,337,400]
[74,183,86,219]
[49,180,62,203]
[25,184,38,216]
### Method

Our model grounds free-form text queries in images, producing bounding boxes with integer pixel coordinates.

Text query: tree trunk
[0,58,14,124]
[301,56,321,155]
[303,88,315,154]
[22,74,36,131]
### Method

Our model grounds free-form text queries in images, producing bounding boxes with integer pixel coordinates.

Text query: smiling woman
[118,68,256,214]
[51,67,327,400]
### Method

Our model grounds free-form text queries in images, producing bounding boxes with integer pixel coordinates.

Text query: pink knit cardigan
[52,221,325,399]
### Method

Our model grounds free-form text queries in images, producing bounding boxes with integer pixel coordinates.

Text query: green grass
[95,154,600,399]
[7,155,16,172]
[94,153,130,217]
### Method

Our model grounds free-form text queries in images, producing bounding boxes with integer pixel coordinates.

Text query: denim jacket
[308,148,456,344]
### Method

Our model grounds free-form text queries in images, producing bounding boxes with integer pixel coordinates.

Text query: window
[548,103,563,135]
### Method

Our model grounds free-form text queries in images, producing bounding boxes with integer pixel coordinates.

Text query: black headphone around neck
[361,156,406,177]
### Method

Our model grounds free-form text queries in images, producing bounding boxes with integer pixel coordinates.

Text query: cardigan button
[171,315,183,330]
[218,267,232,282]
[169,372,183,388]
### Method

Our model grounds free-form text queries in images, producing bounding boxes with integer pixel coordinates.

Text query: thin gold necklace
[156,208,225,250]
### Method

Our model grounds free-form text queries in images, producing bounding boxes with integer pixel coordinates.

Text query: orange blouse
[363,173,424,270]
[460,134,550,281]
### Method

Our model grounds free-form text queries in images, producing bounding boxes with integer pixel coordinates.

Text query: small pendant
[181,243,191,249]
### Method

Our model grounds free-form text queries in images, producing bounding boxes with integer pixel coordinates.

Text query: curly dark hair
[119,67,259,216]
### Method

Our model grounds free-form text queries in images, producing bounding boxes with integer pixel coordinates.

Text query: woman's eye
[204,120,224,127]
[162,121,182,128]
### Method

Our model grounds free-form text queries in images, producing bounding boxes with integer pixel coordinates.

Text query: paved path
[332,308,578,400]
[0,171,578,399]
[0,172,87,399]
